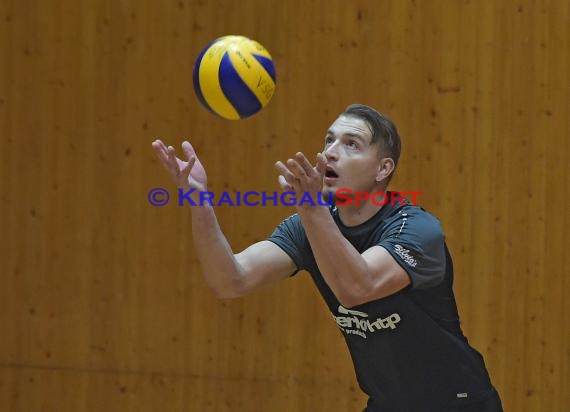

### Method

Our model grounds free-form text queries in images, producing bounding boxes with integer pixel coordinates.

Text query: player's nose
[324,141,340,162]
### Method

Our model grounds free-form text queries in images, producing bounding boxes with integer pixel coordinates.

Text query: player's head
[342,104,401,182]
[322,104,402,200]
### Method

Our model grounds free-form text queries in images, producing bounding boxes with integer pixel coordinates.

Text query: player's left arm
[275,152,411,308]
[295,207,410,308]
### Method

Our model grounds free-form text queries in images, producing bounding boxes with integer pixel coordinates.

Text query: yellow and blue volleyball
[193,35,276,120]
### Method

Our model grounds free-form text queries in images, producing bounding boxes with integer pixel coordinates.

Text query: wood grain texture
[1,0,568,411]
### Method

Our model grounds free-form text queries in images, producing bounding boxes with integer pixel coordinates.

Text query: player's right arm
[192,207,296,298]
[151,140,296,298]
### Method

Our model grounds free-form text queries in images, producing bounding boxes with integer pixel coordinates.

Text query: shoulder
[404,205,443,232]
[378,205,448,289]
[270,213,306,243]
[267,213,308,272]
[382,204,444,240]
[278,212,303,230]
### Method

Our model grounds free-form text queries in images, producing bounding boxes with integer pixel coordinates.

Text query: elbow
[336,286,368,309]
[211,287,242,300]
[209,276,247,300]
[338,296,363,309]
[211,288,232,300]
[335,272,376,308]
[338,297,358,309]
[331,264,374,308]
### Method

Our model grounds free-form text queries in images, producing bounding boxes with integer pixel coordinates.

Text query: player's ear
[375,158,395,182]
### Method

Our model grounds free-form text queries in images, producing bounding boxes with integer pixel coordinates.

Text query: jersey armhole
[266,238,301,277]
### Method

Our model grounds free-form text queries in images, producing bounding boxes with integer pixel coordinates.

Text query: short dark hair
[342,104,402,168]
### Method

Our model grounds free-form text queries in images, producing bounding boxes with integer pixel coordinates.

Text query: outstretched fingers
[152,139,170,165]
[315,152,327,176]
[153,140,185,179]
[181,141,197,157]
[167,146,182,176]
[294,152,315,176]
[181,141,197,166]
[286,158,307,179]
[180,157,195,181]
[278,175,293,191]
[275,161,299,189]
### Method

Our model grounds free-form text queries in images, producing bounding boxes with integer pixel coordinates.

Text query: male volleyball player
[151,104,503,411]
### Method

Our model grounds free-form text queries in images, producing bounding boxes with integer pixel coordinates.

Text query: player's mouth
[324,166,339,186]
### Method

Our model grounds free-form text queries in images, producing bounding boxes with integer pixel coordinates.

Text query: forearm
[190,205,244,298]
[298,207,371,306]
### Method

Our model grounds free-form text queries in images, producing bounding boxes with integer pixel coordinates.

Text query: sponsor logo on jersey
[332,305,401,339]
[394,244,417,267]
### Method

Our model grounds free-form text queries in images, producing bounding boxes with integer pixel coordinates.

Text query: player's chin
[321,186,337,201]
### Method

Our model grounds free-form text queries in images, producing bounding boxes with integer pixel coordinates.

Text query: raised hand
[151,139,208,191]
[275,152,327,209]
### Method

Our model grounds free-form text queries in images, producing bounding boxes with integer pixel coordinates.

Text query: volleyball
[193,35,276,120]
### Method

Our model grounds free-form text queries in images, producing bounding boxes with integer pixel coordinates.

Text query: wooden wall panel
[1,0,568,411]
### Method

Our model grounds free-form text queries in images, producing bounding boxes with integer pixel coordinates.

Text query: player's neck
[336,200,384,227]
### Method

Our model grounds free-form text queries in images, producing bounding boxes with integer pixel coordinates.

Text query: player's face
[322,115,383,200]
